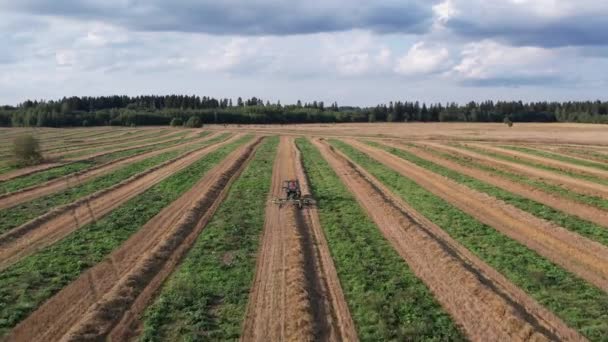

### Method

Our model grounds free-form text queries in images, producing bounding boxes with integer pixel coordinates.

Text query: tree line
[1,95,607,127]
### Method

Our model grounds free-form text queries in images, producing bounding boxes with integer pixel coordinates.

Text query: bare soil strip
[313,138,581,342]
[0,134,241,271]
[471,143,608,180]
[348,139,608,293]
[422,142,608,199]
[7,137,263,342]
[0,130,184,182]
[38,128,173,155]
[0,132,221,209]
[241,137,357,342]
[387,141,608,228]
[522,145,608,165]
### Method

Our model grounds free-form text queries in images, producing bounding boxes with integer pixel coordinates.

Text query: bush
[184,116,202,128]
[12,134,43,167]
[170,117,183,127]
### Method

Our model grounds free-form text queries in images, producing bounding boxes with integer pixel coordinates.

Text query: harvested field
[241,137,356,341]
[1,123,608,341]
[314,138,580,341]
[345,139,608,293]
[0,131,220,209]
[0,134,240,271]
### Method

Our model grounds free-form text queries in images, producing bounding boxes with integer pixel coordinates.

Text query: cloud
[451,40,566,86]
[1,0,437,36]
[436,0,608,47]
[394,42,450,75]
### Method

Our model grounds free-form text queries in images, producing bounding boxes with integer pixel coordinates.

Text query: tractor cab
[272,179,314,208]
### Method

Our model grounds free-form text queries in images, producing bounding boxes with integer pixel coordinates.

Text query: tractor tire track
[314,138,583,342]
[0,132,221,209]
[348,139,608,293]
[7,137,263,342]
[387,141,608,228]
[241,137,357,342]
[0,134,241,271]
[421,142,608,199]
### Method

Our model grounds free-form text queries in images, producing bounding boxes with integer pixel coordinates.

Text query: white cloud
[394,42,450,75]
[446,40,572,86]
[55,49,76,66]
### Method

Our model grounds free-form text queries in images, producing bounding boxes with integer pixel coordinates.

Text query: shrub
[170,117,183,127]
[185,116,202,128]
[12,134,43,167]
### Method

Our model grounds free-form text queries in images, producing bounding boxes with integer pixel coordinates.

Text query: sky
[1,0,607,106]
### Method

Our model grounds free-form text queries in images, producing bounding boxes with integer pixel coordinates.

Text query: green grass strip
[0,132,217,194]
[558,148,608,163]
[60,130,194,160]
[331,139,608,341]
[0,162,94,194]
[295,138,465,341]
[500,145,608,172]
[0,135,252,337]
[367,141,608,248]
[140,136,278,341]
[0,133,226,235]
[417,144,608,212]
[457,144,608,187]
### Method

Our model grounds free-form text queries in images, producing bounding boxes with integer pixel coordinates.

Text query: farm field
[1,123,608,341]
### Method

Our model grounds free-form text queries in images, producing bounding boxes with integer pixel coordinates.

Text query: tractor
[272,180,314,208]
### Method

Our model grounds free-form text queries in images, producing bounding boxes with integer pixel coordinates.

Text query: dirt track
[313,138,581,341]
[386,141,608,228]
[7,137,263,342]
[470,143,608,181]
[421,142,608,199]
[241,137,357,342]
[0,132,221,209]
[0,134,241,271]
[348,139,608,293]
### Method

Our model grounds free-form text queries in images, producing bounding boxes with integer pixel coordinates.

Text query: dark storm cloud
[439,1,608,48]
[448,16,608,48]
[1,0,436,35]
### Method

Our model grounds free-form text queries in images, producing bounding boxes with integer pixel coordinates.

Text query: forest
[1,95,607,127]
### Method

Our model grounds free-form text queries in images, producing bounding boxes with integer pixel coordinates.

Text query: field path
[0,132,221,209]
[422,142,608,199]
[241,136,357,342]
[387,141,608,228]
[0,134,241,271]
[314,138,582,341]
[7,137,263,342]
[348,139,608,293]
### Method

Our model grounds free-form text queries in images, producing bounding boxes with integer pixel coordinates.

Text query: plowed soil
[0,132,221,209]
[421,142,608,199]
[387,141,608,228]
[7,136,262,342]
[347,139,608,293]
[0,134,241,271]
[241,137,357,342]
[313,138,582,341]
